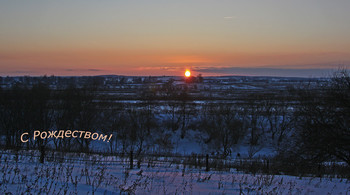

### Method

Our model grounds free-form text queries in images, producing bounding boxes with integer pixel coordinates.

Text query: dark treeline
[0,82,98,152]
[0,70,349,167]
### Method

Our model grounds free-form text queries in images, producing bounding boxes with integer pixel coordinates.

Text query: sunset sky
[1,0,350,77]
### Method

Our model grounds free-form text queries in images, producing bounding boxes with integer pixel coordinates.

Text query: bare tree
[0,82,53,149]
[198,104,245,158]
[262,96,293,146]
[294,69,350,165]
[245,94,266,146]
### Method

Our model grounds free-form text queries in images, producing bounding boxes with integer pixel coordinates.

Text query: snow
[172,130,203,155]
[1,150,349,194]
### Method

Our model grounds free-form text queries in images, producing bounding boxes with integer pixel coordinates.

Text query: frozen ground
[1,150,349,194]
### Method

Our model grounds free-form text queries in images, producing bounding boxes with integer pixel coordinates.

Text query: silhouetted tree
[294,69,350,165]
[198,104,245,158]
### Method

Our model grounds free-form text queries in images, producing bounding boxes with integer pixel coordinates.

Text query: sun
[185,70,191,77]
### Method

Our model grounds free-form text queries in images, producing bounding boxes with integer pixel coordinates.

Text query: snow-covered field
[1,150,349,194]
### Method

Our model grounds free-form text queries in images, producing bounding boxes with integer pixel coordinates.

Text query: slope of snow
[0,150,349,194]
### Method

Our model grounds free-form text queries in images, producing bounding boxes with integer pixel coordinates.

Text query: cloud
[194,66,339,77]
[10,70,34,74]
[223,16,236,19]
[87,69,102,72]
[0,70,39,76]
[136,66,181,71]
[64,68,103,72]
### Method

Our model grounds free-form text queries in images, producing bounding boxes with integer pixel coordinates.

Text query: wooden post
[198,155,201,167]
[194,154,197,168]
[206,154,209,172]
[266,159,270,174]
[40,145,45,164]
[130,150,133,169]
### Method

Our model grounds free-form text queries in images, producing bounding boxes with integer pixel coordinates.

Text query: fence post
[130,150,133,169]
[194,154,198,168]
[40,145,45,164]
[206,154,209,172]
[266,159,270,173]
[197,155,201,167]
